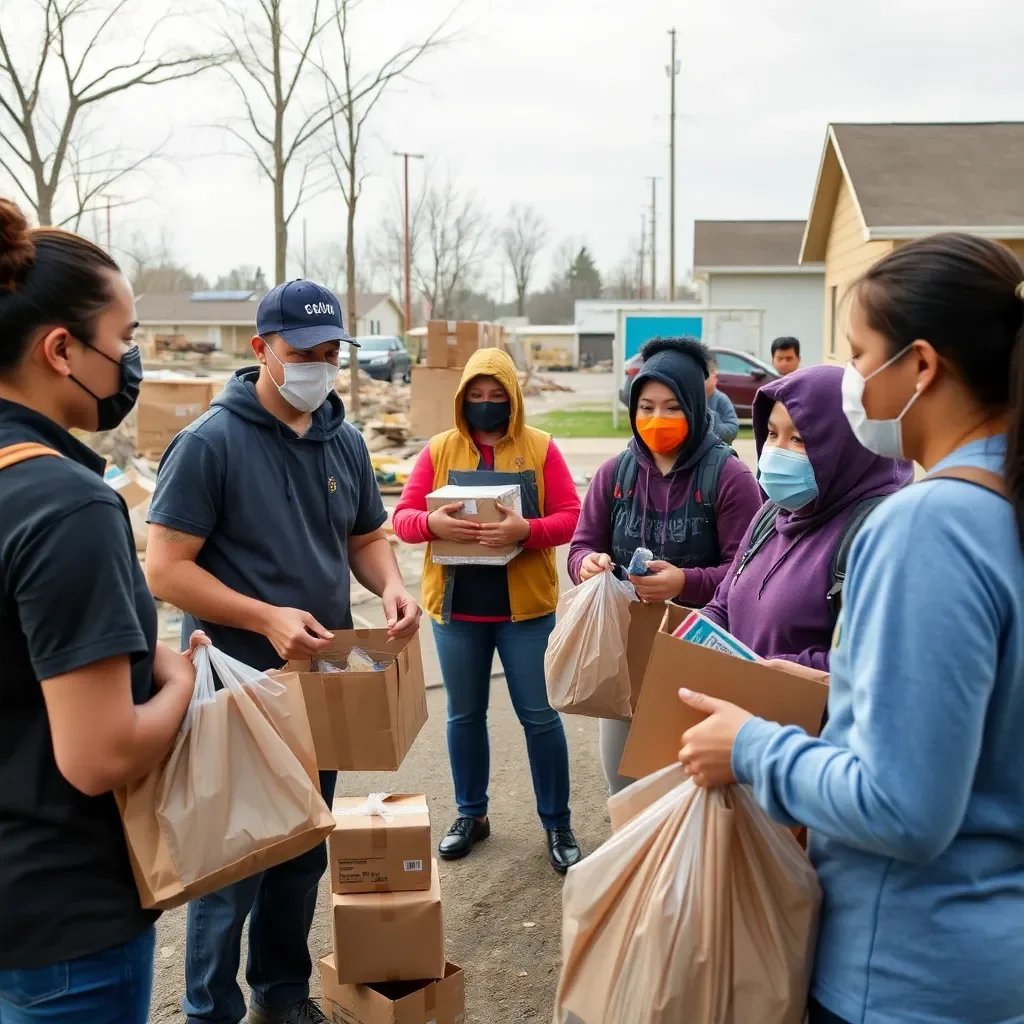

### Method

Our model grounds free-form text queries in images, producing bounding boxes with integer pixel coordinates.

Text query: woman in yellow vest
[394,349,583,873]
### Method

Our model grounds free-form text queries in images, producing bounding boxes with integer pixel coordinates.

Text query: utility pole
[647,176,660,300]
[393,151,425,345]
[666,28,680,301]
[638,213,647,300]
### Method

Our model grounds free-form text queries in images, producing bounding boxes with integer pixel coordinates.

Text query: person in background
[567,336,762,794]
[145,280,420,1024]
[705,351,740,445]
[392,348,583,874]
[702,363,912,669]
[771,336,801,375]
[0,200,203,1023]
[679,233,1024,1024]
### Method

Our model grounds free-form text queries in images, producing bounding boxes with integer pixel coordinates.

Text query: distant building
[135,290,404,357]
[574,299,703,365]
[801,122,1024,361]
[693,220,825,365]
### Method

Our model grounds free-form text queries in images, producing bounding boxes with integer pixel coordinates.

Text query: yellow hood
[453,348,524,439]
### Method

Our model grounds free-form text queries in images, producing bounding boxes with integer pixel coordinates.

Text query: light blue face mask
[757,445,818,511]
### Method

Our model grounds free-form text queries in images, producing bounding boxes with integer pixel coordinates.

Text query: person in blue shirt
[677,233,1024,1024]
[704,352,740,445]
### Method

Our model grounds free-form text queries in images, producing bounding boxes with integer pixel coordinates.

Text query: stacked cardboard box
[319,794,466,1023]
[136,378,219,459]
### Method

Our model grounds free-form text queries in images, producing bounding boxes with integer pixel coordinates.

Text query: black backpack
[733,494,888,623]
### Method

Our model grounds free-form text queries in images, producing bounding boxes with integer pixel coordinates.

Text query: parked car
[618,347,779,419]
[340,335,412,383]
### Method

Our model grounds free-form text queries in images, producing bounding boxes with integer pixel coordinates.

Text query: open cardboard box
[619,608,829,781]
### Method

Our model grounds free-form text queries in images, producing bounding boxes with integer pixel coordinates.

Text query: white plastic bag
[544,571,637,720]
[554,765,820,1024]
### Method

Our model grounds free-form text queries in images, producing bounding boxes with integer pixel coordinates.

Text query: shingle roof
[693,220,810,269]
[136,291,395,324]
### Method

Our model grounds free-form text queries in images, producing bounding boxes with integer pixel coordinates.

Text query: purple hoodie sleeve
[769,646,832,673]
[679,457,763,607]
[567,457,618,585]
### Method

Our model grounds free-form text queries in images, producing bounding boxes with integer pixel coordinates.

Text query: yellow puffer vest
[421,349,559,624]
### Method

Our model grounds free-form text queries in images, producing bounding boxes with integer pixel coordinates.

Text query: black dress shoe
[438,816,490,860]
[547,826,582,874]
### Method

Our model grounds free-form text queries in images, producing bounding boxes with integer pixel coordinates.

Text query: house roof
[136,290,398,325]
[802,122,1024,262]
[694,220,814,270]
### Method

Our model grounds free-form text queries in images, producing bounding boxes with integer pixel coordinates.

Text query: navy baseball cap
[256,279,356,350]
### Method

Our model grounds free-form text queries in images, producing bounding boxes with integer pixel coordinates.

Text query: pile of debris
[82,408,143,471]
[335,369,416,455]
[519,367,575,397]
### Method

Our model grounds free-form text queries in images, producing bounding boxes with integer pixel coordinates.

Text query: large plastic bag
[116,646,335,910]
[554,765,820,1024]
[545,570,637,720]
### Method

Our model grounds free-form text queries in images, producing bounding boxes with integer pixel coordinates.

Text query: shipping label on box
[330,858,446,986]
[426,484,522,566]
[330,794,432,895]
[284,629,428,772]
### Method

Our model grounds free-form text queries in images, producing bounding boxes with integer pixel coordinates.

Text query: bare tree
[218,0,335,285]
[501,203,546,317]
[0,0,223,227]
[319,0,454,418]
[120,228,209,292]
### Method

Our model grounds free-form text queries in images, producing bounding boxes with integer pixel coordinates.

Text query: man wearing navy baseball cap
[145,280,421,1024]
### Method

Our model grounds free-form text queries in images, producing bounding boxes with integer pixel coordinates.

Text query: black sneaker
[438,815,490,860]
[248,998,329,1024]
[547,826,582,875]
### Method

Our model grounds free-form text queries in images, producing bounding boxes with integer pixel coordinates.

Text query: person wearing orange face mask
[567,336,762,794]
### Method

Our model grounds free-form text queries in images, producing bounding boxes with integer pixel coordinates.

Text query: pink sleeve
[523,441,582,550]
[392,446,436,544]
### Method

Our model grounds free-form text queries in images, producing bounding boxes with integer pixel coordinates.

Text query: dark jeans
[0,927,155,1024]
[808,999,851,1024]
[432,614,571,830]
[183,771,337,1024]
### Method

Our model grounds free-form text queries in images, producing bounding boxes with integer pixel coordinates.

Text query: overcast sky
[6,0,1024,296]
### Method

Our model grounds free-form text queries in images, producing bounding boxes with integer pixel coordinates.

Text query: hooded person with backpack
[567,336,762,794]
[701,363,913,669]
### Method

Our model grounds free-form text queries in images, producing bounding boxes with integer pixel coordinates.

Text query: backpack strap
[826,493,889,623]
[611,447,639,502]
[924,465,1009,498]
[733,501,780,581]
[694,442,736,528]
[0,443,62,471]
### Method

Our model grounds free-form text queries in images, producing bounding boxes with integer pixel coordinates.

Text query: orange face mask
[635,415,689,455]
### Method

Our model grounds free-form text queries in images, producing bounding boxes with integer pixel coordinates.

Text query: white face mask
[841,346,921,459]
[264,344,337,413]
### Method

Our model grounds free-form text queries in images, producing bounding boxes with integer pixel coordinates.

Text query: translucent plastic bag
[554,765,820,1024]
[116,646,335,909]
[544,571,637,720]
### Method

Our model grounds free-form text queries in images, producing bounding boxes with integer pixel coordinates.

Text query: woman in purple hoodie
[702,363,912,668]
[567,336,763,792]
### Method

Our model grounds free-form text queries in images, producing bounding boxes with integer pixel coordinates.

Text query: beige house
[800,122,1024,361]
[135,290,404,357]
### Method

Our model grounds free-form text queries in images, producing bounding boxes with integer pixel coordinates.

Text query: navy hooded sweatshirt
[147,367,387,671]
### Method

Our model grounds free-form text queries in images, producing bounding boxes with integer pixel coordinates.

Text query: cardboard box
[624,602,683,713]
[619,617,829,781]
[285,629,427,772]
[426,320,483,369]
[426,484,522,565]
[136,379,216,457]
[330,859,445,985]
[409,367,462,439]
[105,467,156,551]
[330,794,432,894]
[320,955,465,1024]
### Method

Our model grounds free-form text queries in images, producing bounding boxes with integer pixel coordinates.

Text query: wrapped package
[544,571,637,720]
[554,765,820,1024]
[115,646,335,910]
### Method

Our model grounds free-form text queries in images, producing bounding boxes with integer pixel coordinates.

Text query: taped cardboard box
[330,794,431,894]
[320,955,465,1024]
[426,484,522,565]
[284,629,427,772]
[104,466,156,551]
[426,320,483,369]
[136,379,216,458]
[409,367,462,439]
[619,617,829,781]
[331,858,445,985]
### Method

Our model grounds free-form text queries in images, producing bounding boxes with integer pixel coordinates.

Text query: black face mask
[69,342,143,431]
[464,400,511,434]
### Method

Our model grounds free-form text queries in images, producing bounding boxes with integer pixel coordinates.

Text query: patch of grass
[530,407,753,440]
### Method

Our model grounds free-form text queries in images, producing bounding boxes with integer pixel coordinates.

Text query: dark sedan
[340,336,412,383]
[619,346,779,418]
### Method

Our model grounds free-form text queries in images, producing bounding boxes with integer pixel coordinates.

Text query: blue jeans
[432,614,571,830]
[0,927,155,1024]
[183,771,337,1024]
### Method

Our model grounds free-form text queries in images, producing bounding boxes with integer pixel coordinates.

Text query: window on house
[829,285,839,358]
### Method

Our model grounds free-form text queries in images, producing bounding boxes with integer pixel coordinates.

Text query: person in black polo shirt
[145,280,421,1024]
[0,199,203,1023]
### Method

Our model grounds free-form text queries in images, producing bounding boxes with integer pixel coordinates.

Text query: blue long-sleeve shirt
[733,436,1024,1024]
[707,388,739,445]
